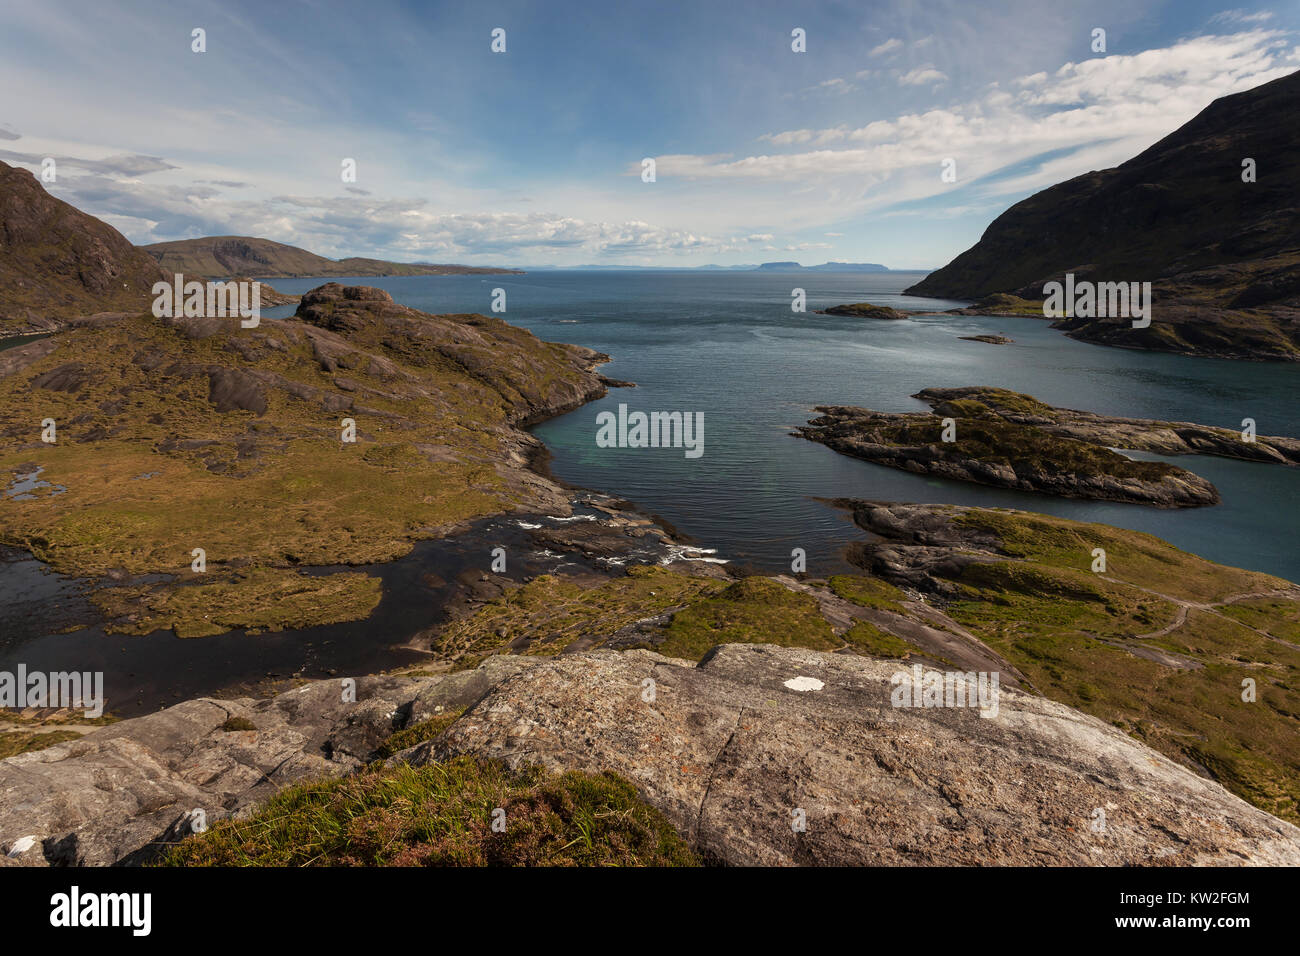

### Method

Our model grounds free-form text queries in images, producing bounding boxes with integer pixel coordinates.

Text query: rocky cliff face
[904,71,1300,360]
[0,161,167,333]
[4,645,1298,866]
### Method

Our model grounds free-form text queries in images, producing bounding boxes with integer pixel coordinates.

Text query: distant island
[755,261,890,273]
[521,261,906,272]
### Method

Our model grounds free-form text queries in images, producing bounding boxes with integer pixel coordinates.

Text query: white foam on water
[661,544,728,565]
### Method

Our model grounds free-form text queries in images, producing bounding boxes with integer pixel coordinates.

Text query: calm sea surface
[268,270,1300,582]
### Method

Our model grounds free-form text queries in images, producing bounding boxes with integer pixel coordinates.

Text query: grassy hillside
[0,283,607,635]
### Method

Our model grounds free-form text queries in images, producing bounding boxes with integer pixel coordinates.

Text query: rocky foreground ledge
[4,643,1299,866]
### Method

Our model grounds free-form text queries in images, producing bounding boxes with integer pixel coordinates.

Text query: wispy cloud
[0,149,176,176]
[646,30,1295,219]
[1209,9,1274,26]
[898,67,949,86]
[1,0,1295,268]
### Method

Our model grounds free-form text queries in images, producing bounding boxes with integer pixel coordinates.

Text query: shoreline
[0,329,727,717]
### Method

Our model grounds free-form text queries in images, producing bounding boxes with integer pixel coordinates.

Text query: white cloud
[1209,9,1274,25]
[2,6,1294,268]
[638,29,1296,232]
[898,67,949,86]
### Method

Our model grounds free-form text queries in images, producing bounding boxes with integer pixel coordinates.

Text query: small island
[798,396,1222,507]
[817,302,910,320]
[916,386,1300,465]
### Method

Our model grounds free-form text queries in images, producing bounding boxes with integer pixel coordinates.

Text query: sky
[1,0,1296,269]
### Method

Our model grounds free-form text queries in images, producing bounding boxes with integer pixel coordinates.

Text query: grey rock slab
[4,645,1298,867]
[426,644,1300,866]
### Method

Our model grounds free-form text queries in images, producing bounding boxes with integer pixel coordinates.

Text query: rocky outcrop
[839,501,1018,595]
[0,283,619,635]
[5,645,1299,866]
[0,160,167,334]
[904,71,1300,361]
[917,386,1300,466]
[798,403,1221,507]
[293,282,610,425]
[0,662,530,866]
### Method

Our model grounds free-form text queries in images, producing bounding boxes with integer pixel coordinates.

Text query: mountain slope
[141,236,521,279]
[0,161,167,334]
[905,70,1300,360]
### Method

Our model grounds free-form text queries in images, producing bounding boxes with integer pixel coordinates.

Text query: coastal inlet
[0,492,722,718]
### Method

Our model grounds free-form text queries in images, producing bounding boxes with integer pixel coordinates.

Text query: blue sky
[1,0,1296,268]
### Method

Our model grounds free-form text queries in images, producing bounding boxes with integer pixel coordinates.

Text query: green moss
[361,442,427,469]
[938,387,1057,418]
[220,717,257,732]
[158,756,698,867]
[0,729,83,758]
[1219,597,1300,643]
[843,620,917,658]
[0,305,597,634]
[92,567,383,638]
[969,293,1046,316]
[952,509,1281,603]
[658,575,838,661]
[435,566,724,662]
[874,417,1179,482]
[824,302,907,320]
[828,574,907,612]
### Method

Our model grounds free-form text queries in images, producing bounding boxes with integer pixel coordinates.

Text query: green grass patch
[827,574,907,612]
[376,709,465,758]
[843,620,917,658]
[932,508,1300,822]
[0,729,83,758]
[658,575,838,661]
[434,566,724,661]
[158,756,698,867]
[93,567,383,637]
